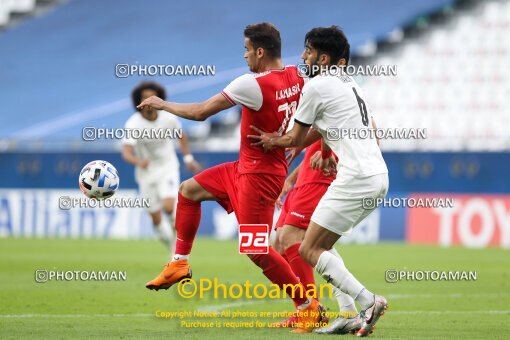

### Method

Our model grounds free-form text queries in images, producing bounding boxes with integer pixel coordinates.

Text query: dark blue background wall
[1,152,508,193]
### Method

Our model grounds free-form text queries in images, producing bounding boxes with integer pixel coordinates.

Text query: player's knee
[179,179,203,201]
[280,226,304,252]
[163,206,174,215]
[280,236,295,252]
[273,234,283,254]
[178,181,187,195]
[151,213,162,226]
[179,179,196,199]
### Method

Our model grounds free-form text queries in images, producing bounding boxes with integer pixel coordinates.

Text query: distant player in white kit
[122,81,201,253]
[248,26,389,337]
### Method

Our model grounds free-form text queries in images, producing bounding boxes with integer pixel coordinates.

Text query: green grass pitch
[0,238,509,339]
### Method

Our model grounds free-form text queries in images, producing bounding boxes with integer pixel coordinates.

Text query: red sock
[174,192,201,255]
[284,243,317,299]
[250,247,308,306]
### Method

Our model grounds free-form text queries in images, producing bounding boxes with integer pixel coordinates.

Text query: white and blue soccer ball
[79,160,119,199]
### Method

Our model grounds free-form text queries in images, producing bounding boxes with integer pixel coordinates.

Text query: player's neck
[257,59,284,73]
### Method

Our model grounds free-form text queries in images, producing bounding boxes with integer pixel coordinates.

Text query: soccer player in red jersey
[138,23,323,333]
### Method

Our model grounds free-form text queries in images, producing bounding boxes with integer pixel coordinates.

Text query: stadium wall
[0,151,508,248]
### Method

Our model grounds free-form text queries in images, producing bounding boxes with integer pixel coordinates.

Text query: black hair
[244,22,282,59]
[305,26,350,65]
[131,81,166,111]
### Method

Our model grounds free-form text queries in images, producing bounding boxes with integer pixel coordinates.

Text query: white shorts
[138,172,180,213]
[311,173,389,236]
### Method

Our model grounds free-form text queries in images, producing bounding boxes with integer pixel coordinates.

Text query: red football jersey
[222,65,304,176]
[294,140,337,188]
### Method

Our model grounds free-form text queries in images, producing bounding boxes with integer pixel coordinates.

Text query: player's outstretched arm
[137,93,233,121]
[302,129,322,148]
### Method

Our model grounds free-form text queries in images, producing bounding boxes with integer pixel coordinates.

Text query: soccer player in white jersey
[122,81,201,253]
[248,26,389,337]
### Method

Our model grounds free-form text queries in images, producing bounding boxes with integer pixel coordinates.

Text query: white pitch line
[0,313,153,318]
[386,293,510,299]
[1,310,508,318]
[391,310,510,315]
[3,292,509,318]
[197,300,265,312]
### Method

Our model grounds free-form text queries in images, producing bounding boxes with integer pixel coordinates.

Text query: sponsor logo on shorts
[290,211,305,219]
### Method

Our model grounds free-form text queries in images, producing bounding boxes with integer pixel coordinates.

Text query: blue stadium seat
[0,0,453,146]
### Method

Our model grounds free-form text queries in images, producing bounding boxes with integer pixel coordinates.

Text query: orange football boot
[270,312,299,328]
[273,304,329,329]
[145,260,192,290]
[291,299,327,333]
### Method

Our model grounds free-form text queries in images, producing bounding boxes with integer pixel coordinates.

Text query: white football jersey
[123,111,181,183]
[294,74,388,178]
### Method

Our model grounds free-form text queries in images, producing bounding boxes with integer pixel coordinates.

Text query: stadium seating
[363,0,510,151]
[0,0,453,148]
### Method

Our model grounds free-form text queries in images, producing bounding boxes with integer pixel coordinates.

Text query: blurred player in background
[122,81,201,254]
[249,26,389,337]
[273,137,361,334]
[138,23,326,333]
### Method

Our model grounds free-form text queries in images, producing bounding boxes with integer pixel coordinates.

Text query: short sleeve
[123,116,137,146]
[293,83,322,127]
[222,74,263,111]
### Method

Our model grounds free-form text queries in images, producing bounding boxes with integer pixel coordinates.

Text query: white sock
[168,211,176,229]
[355,288,375,311]
[297,299,311,310]
[315,250,374,310]
[172,254,189,261]
[328,248,358,317]
[154,223,171,250]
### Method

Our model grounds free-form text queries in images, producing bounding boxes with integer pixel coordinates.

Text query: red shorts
[194,161,285,226]
[275,182,330,230]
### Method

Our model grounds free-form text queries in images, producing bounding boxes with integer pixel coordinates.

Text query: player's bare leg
[273,229,284,254]
[279,226,311,299]
[146,178,215,290]
[275,225,358,330]
[300,221,388,337]
[271,228,325,331]
[162,197,177,255]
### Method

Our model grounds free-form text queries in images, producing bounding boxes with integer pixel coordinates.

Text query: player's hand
[310,151,337,176]
[286,146,304,166]
[276,179,293,209]
[185,160,202,174]
[247,125,279,152]
[137,96,165,111]
[137,159,149,169]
